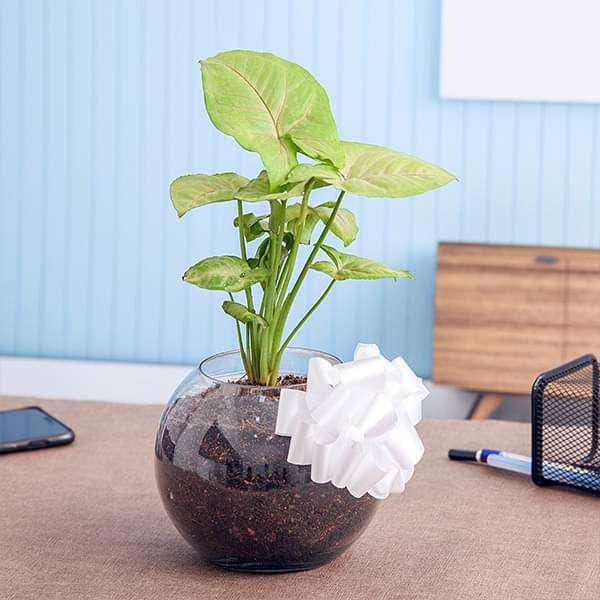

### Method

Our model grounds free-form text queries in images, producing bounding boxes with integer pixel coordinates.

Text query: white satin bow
[275,343,427,499]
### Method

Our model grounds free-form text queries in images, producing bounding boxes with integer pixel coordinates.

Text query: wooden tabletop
[1,396,598,600]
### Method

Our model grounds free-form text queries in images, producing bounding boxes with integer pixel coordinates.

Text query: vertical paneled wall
[1,0,599,376]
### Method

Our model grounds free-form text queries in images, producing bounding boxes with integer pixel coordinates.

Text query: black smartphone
[0,406,75,454]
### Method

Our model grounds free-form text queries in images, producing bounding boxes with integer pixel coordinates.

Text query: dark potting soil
[233,373,307,387]
[155,375,378,571]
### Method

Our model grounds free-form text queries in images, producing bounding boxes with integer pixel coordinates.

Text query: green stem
[236,200,255,311]
[228,292,252,380]
[275,250,292,299]
[275,178,315,309]
[270,189,346,363]
[259,200,285,381]
[269,279,336,383]
[236,200,258,379]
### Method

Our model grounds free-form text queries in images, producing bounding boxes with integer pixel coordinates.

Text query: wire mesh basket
[531,354,600,495]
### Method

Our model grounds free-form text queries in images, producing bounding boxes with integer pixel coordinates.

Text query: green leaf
[222,301,268,328]
[336,142,456,198]
[254,238,270,265]
[235,171,281,201]
[314,202,358,247]
[284,203,320,244]
[292,214,320,245]
[284,202,357,246]
[183,256,269,292]
[310,245,415,281]
[283,232,294,252]
[309,261,339,279]
[170,172,250,217]
[283,204,305,221]
[246,221,269,242]
[235,170,328,202]
[200,50,344,190]
[233,212,269,242]
[286,163,341,186]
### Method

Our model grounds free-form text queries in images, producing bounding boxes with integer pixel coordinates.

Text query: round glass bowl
[154,348,378,573]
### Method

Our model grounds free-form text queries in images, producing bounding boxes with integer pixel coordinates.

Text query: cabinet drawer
[435,266,566,325]
[434,243,566,393]
[565,270,600,360]
[437,242,568,272]
[434,315,564,394]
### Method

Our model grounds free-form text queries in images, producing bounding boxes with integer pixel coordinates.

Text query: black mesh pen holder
[532,354,600,495]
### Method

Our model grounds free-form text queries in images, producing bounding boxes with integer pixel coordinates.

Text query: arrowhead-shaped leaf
[235,171,299,201]
[233,212,269,242]
[235,170,329,202]
[310,245,414,281]
[253,237,271,265]
[286,163,341,186]
[314,202,358,247]
[284,202,357,246]
[170,172,250,217]
[284,203,321,244]
[201,50,344,190]
[309,261,340,279]
[222,301,268,328]
[337,142,456,198]
[183,256,269,292]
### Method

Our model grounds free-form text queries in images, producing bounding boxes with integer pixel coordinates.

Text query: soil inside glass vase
[155,363,378,573]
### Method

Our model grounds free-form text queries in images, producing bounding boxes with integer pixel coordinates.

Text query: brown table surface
[1,396,598,600]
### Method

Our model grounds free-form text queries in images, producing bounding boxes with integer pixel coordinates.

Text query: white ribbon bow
[275,343,428,499]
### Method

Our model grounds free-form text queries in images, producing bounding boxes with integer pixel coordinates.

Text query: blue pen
[449,448,531,475]
[449,448,599,486]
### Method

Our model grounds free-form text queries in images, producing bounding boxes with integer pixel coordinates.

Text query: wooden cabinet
[565,256,600,360]
[433,243,600,394]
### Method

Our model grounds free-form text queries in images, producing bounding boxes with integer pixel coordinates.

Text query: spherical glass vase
[154,347,379,573]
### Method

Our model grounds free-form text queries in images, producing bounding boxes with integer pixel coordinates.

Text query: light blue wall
[1,0,600,376]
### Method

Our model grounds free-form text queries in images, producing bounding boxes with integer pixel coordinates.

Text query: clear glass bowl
[154,348,379,573]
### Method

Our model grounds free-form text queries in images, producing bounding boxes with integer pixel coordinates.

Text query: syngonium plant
[171,50,456,385]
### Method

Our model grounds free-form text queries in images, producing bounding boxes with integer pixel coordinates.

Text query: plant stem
[275,250,292,300]
[269,189,345,367]
[275,178,315,309]
[259,200,285,381]
[236,200,258,379]
[269,279,336,383]
[236,200,255,311]
[228,292,252,380]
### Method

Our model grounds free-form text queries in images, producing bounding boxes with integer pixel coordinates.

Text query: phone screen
[0,407,71,443]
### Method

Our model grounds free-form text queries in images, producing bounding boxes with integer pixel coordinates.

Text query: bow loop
[276,344,428,499]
